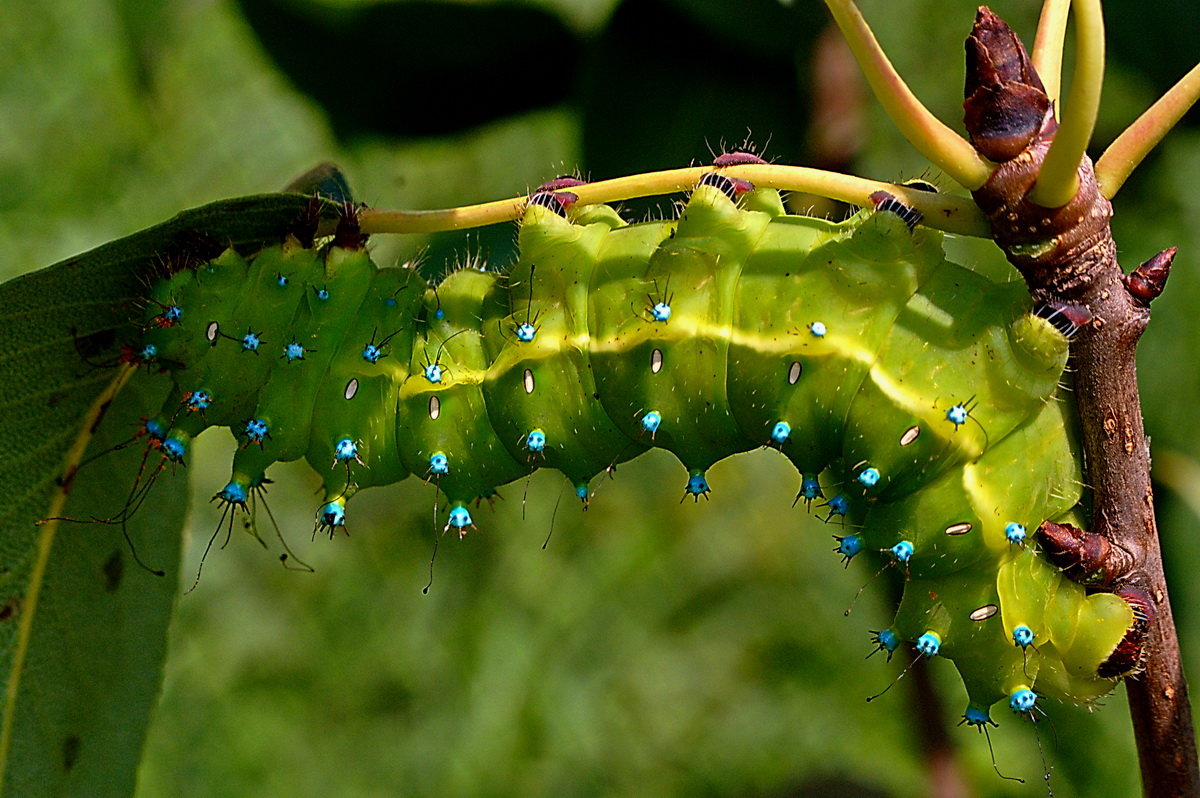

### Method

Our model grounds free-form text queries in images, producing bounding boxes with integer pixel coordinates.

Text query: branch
[963,10,1199,795]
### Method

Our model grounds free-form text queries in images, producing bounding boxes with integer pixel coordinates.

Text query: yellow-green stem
[1029,0,1105,208]
[1032,0,1071,104]
[821,0,993,190]
[1096,62,1200,199]
[359,164,990,239]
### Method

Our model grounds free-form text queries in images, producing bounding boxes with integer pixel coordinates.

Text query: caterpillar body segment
[136,181,1136,716]
[480,202,652,489]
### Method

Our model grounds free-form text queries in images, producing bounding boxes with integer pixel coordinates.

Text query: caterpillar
[131,174,1140,728]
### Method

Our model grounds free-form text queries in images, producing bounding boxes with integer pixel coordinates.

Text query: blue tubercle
[890,540,914,562]
[946,404,968,428]
[218,481,248,505]
[641,410,662,434]
[857,467,880,487]
[685,471,710,497]
[651,302,671,322]
[434,308,446,320]
[429,452,449,475]
[320,501,346,528]
[1012,625,1035,648]
[315,287,330,301]
[1005,522,1027,544]
[915,632,941,657]
[137,344,157,362]
[525,429,546,453]
[798,475,822,503]
[424,363,443,384]
[333,438,358,462]
[242,418,269,444]
[770,421,791,445]
[575,483,589,501]
[275,273,289,287]
[961,705,993,728]
[241,331,262,352]
[833,533,864,563]
[283,342,306,361]
[362,343,383,363]
[1009,687,1037,713]
[185,390,211,412]
[144,419,166,440]
[516,322,537,342]
[163,304,183,323]
[825,494,849,517]
[870,629,899,660]
[808,321,826,337]
[162,436,187,462]
[447,504,473,531]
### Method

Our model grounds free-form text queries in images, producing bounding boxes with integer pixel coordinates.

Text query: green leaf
[0,376,184,797]
[0,193,322,796]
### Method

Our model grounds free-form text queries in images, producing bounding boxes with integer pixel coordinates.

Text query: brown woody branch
[965,8,1198,795]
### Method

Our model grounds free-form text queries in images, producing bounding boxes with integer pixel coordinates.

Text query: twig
[963,9,1198,795]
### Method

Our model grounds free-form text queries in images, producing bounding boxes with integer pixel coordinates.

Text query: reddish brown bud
[1098,585,1156,678]
[1036,520,1135,586]
[963,7,1052,162]
[1124,247,1176,305]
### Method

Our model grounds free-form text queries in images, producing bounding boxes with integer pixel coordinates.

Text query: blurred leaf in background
[3,0,1197,795]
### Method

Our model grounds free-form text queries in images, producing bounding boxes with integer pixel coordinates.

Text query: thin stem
[1029,0,1105,208]
[1096,62,1200,199]
[1031,0,1071,104]
[820,0,993,190]
[359,165,991,239]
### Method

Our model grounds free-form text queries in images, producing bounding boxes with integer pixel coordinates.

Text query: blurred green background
[3,0,1199,794]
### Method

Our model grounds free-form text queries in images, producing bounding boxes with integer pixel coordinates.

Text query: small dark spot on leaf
[0,597,21,622]
[103,550,123,592]
[62,735,81,771]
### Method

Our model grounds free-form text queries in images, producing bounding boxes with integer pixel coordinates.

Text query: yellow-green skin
[138,184,1134,722]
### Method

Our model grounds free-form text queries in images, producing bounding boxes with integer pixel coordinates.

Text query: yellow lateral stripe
[405,314,979,459]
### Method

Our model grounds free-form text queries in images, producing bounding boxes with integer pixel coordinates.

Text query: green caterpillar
[133,176,1139,727]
